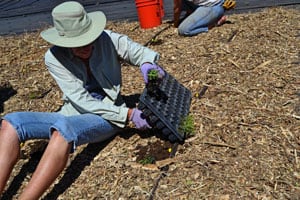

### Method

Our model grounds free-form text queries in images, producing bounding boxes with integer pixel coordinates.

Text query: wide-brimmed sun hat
[41,1,106,48]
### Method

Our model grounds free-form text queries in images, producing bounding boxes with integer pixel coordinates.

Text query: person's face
[71,43,93,59]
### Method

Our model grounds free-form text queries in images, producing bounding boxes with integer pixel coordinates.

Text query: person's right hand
[129,108,151,130]
[141,63,165,84]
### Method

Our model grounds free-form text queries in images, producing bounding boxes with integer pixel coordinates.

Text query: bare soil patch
[0,7,299,199]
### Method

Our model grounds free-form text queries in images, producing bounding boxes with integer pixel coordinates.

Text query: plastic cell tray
[138,72,192,143]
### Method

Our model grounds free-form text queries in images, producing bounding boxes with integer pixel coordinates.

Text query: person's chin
[79,54,91,59]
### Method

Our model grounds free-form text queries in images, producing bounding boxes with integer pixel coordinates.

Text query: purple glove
[141,63,165,84]
[130,109,151,130]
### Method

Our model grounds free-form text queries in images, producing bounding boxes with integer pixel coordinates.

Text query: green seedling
[147,69,159,81]
[178,115,195,137]
[146,69,168,102]
[138,155,156,165]
[146,70,159,97]
[185,179,194,186]
[29,92,38,99]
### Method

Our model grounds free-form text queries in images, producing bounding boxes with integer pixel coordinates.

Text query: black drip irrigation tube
[148,142,178,200]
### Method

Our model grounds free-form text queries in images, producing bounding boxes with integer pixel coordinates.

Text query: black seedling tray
[138,71,192,143]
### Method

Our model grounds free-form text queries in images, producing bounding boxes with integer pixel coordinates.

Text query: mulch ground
[0,7,299,200]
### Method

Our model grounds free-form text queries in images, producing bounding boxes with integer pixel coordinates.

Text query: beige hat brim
[40,11,106,48]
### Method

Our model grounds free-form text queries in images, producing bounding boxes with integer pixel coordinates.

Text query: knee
[50,129,71,150]
[178,27,192,36]
[1,119,8,129]
[0,119,20,148]
[178,21,194,36]
[178,25,188,36]
[51,130,67,143]
[0,119,17,134]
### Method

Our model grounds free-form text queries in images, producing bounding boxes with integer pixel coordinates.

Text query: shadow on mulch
[42,140,113,200]
[119,128,173,164]
[2,130,160,200]
[1,140,114,199]
[1,151,43,199]
[135,140,173,164]
[0,81,17,113]
[122,93,141,108]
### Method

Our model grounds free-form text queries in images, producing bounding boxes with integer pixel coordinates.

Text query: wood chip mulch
[0,7,299,200]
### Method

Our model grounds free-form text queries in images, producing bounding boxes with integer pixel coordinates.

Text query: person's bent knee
[0,119,21,154]
[1,119,10,130]
[178,23,195,36]
[0,119,18,138]
[178,28,193,36]
[178,25,187,36]
[51,130,68,143]
[50,129,72,152]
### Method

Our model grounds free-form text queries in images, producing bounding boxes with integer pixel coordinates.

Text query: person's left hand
[141,63,165,84]
[129,108,151,130]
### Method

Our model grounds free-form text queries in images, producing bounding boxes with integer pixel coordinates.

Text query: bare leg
[19,130,71,200]
[0,120,20,193]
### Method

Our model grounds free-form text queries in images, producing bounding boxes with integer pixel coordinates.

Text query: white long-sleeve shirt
[45,30,159,127]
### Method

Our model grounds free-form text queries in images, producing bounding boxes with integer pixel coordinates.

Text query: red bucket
[135,0,162,29]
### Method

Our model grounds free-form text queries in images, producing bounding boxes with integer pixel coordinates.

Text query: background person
[173,0,236,36]
[0,1,164,199]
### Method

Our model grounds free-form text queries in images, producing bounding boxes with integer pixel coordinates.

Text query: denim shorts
[1,112,120,151]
